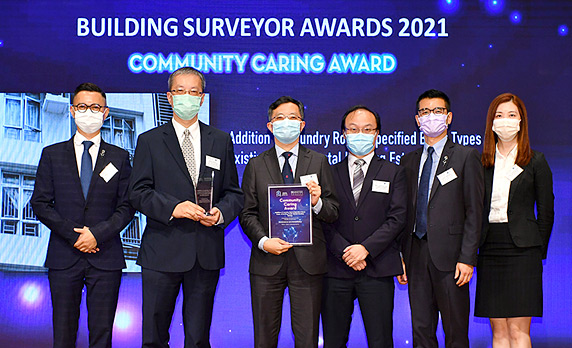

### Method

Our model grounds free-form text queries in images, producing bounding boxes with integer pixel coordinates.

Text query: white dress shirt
[172,117,201,184]
[489,144,518,223]
[73,132,101,177]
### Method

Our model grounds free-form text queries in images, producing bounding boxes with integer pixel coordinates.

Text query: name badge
[300,173,319,185]
[506,165,523,181]
[205,155,220,170]
[99,162,118,183]
[437,168,457,186]
[372,180,390,193]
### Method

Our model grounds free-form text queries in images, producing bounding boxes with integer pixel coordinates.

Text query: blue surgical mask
[272,119,301,144]
[346,133,375,157]
[173,94,201,120]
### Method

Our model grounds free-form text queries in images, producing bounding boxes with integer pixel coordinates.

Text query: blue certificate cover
[268,184,313,245]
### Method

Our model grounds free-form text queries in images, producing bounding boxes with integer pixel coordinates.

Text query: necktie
[352,159,365,205]
[182,129,197,185]
[415,146,434,239]
[80,141,94,199]
[282,152,294,184]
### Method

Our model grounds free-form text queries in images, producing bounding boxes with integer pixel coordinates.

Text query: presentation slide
[0,0,570,346]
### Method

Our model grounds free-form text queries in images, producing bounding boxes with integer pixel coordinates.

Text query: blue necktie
[415,146,434,239]
[282,152,294,184]
[81,141,94,199]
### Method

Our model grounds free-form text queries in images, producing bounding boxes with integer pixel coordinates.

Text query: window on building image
[3,93,42,142]
[1,172,39,237]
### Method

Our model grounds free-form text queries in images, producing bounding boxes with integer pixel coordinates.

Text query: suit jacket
[482,150,554,258]
[401,138,484,272]
[128,121,243,272]
[239,145,339,276]
[31,138,134,270]
[324,155,407,279]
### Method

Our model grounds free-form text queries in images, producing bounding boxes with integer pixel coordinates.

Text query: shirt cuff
[312,197,323,214]
[215,210,224,225]
[258,236,269,253]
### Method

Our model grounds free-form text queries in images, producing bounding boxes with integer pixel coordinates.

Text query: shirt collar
[348,151,375,167]
[74,132,101,147]
[275,143,300,158]
[495,143,518,161]
[172,117,200,140]
[424,135,448,157]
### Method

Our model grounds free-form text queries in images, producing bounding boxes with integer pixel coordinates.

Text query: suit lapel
[429,139,455,203]
[263,147,283,184]
[507,162,525,205]
[64,138,85,201]
[356,155,384,208]
[484,166,494,210]
[410,148,423,210]
[198,122,214,180]
[163,121,194,186]
[338,157,355,208]
[294,146,311,182]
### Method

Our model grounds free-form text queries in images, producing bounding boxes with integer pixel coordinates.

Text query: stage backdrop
[0,0,571,347]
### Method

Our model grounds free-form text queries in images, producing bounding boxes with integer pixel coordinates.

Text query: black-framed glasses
[418,107,447,116]
[271,114,302,122]
[345,127,377,135]
[170,88,204,96]
[73,103,108,113]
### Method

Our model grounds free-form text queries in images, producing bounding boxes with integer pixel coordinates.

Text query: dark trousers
[322,274,395,348]
[408,237,470,348]
[250,250,323,348]
[48,257,122,348]
[141,265,220,348]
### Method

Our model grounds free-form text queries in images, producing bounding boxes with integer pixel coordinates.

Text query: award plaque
[268,184,312,245]
[195,172,214,212]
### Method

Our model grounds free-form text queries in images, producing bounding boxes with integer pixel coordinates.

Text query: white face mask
[492,118,520,142]
[74,109,104,134]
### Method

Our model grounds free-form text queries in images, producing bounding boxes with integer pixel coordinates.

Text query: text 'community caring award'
[268,184,312,245]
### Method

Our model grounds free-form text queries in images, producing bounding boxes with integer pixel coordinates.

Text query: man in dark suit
[400,89,484,348]
[31,83,135,348]
[321,106,407,348]
[128,67,243,348]
[239,96,339,348]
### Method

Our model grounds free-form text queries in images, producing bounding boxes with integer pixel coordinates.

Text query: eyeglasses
[170,88,204,97]
[73,103,108,113]
[418,107,447,116]
[271,114,302,122]
[345,127,377,135]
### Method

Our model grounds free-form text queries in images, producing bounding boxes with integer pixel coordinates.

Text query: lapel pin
[100,149,106,157]
[442,155,448,166]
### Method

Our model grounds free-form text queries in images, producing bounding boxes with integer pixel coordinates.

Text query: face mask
[172,94,201,121]
[418,113,448,138]
[492,118,520,142]
[272,118,301,144]
[346,133,375,157]
[74,110,104,134]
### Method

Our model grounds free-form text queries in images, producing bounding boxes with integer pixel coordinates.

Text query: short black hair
[340,105,381,131]
[416,89,451,113]
[73,82,106,103]
[168,67,206,91]
[268,96,304,121]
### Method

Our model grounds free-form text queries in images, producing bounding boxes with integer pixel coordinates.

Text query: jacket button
[354,216,359,221]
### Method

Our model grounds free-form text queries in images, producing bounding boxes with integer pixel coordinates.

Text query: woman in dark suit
[475,93,554,347]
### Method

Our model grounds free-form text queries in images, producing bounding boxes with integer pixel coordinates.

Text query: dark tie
[352,159,365,205]
[282,152,294,184]
[80,141,94,199]
[415,146,434,239]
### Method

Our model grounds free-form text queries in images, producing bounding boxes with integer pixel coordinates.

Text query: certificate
[268,184,312,245]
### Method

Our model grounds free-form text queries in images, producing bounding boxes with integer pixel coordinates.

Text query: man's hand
[73,226,98,253]
[342,244,369,268]
[351,260,367,271]
[172,201,206,221]
[305,181,321,206]
[263,238,293,255]
[199,207,221,227]
[454,262,474,287]
[397,258,408,285]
